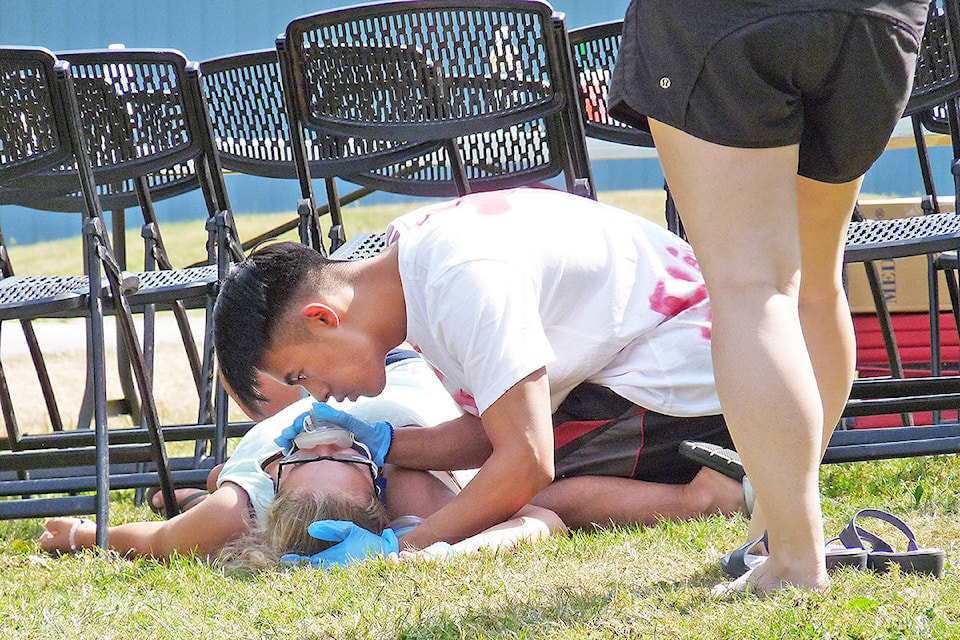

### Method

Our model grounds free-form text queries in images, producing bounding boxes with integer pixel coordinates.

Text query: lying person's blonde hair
[219,489,388,573]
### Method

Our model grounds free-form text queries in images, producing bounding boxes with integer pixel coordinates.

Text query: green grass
[0,458,957,639]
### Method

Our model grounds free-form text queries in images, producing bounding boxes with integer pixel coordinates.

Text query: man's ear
[302,302,340,327]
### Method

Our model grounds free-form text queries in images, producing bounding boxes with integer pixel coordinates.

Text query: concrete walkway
[0,314,208,358]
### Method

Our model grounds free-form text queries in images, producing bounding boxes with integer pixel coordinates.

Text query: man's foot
[685,467,750,518]
[147,487,208,515]
[712,555,830,597]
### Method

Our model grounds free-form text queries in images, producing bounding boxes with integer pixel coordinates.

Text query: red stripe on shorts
[630,408,647,478]
[553,419,610,449]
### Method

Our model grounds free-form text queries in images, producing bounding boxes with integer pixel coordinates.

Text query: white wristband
[68,518,93,552]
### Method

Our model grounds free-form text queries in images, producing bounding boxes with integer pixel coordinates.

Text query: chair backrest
[906,0,960,117]
[0,47,103,224]
[568,20,654,148]
[200,49,436,181]
[278,0,593,199]
[281,0,564,142]
[0,49,77,183]
[7,49,231,228]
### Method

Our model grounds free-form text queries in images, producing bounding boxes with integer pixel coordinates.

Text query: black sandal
[837,508,945,577]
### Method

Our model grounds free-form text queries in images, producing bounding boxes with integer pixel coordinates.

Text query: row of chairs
[3,0,960,546]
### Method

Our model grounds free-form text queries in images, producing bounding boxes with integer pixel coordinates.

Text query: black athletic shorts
[552,382,734,485]
[608,0,930,183]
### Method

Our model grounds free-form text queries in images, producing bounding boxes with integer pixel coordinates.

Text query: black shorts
[608,0,929,183]
[552,382,734,485]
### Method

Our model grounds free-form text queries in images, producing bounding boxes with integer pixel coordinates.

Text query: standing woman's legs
[649,119,829,592]
[742,176,862,546]
[797,176,861,449]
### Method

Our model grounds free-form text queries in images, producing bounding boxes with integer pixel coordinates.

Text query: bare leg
[529,469,746,530]
[650,119,829,592]
[744,177,860,545]
[797,175,860,447]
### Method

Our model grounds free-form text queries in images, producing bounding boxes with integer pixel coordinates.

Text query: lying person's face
[262,442,378,499]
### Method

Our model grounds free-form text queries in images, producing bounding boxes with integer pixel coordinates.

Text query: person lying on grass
[211,188,749,570]
[39,350,565,570]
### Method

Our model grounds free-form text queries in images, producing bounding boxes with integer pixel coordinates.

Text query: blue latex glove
[275,402,393,465]
[273,406,316,455]
[280,520,399,569]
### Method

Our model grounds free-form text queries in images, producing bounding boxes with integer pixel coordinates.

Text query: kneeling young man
[214,188,746,560]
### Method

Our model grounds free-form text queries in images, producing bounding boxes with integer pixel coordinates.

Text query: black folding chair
[30,50,245,444]
[0,49,250,529]
[277,0,595,258]
[200,48,439,254]
[0,47,180,540]
[839,0,960,435]
[568,20,683,236]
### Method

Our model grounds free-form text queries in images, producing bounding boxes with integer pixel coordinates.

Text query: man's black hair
[213,242,330,411]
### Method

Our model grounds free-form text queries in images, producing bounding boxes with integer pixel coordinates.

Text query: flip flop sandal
[720,531,868,578]
[837,508,945,577]
[678,440,754,516]
[144,487,208,516]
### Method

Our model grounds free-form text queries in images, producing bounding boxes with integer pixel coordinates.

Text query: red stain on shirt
[649,245,711,336]
[649,279,708,318]
[452,388,479,417]
[650,265,707,318]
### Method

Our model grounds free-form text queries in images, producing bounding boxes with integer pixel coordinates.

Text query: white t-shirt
[386,188,720,418]
[217,355,463,524]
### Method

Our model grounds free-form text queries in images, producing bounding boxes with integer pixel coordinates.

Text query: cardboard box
[846,197,956,314]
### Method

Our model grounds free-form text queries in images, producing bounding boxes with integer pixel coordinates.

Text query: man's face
[259,330,388,404]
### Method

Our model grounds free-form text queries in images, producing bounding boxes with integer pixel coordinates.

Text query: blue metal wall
[0,0,945,245]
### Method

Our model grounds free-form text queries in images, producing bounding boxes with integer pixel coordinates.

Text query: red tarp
[852,312,959,428]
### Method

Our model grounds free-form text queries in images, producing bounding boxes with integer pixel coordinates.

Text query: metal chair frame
[0,49,248,529]
[0,47,181,537]
[2,49,242,451]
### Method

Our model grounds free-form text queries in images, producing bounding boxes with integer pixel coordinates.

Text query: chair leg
[664,185,685,239]
[444,139,471,196]
[19,320,65,431]
[112,207,142,426]
[862,259,913,427]
[928,253,944,423]
[83,220,112,548]
[945,266,960,350]
[322,179,345,253]
[90,217,179,521]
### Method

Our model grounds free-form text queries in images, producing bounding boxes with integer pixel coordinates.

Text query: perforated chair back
[279,0,594,200]
[568,21,654,148]
[906,0,960,116]
[201,49,436,181]
[0,50,80,185]
[284,1,560,140]
[4,50,219,217]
